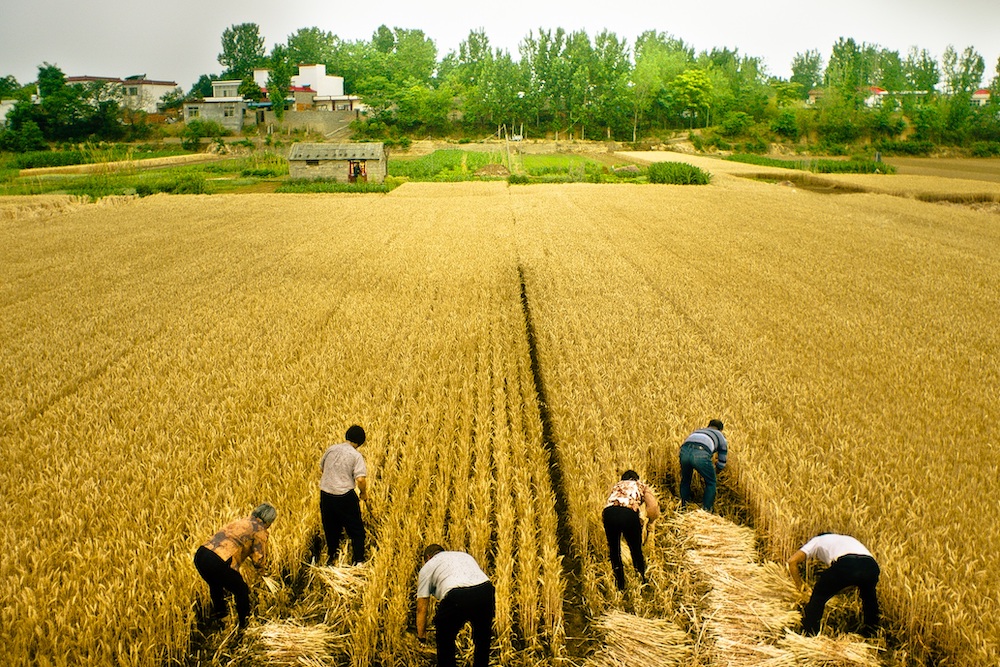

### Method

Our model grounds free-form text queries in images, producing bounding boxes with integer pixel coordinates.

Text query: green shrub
[12,150,88,169]
[970,141,1000,157]
[180,120,227,151]
[739,137,769,154]
[875,140,934,156]
[770,110,800,140]
[507,174,530,185]
[720,111,753,137]
[647,162,712,185]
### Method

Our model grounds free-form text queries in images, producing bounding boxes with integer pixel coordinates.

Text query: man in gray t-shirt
[416,544,494,667]
[318,425,368,564]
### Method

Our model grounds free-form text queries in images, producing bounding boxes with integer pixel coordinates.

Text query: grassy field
[2,173,998,666]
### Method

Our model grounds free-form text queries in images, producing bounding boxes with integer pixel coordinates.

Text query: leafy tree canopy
[218,23,266,80]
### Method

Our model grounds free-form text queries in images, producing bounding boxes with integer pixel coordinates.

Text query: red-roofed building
[972,88,991,107]
[864,86,888,108]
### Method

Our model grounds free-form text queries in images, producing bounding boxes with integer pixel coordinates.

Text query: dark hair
[423,543,445,560]
[346,424,366,445]
[620,470,640,481]
[708,419,724,431]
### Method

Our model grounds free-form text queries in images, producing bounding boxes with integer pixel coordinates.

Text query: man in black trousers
[318,424,368,565]
[788,532,880,636]
[415,544,495,667]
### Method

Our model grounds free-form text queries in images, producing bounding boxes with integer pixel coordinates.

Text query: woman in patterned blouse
[603,470,660,590]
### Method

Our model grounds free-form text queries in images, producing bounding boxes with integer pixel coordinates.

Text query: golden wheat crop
[2,171,998,666]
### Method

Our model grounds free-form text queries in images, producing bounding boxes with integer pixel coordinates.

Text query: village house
[287,142,386,183]
[182,79,248,131]
[64,75,178,113]
[183,64,364,132]
[972,88,992,107]
[252,63,363,112]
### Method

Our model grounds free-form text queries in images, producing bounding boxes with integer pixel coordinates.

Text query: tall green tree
[942,45,985,94]
[267,44,294,120]
[590,31,632,139]
[667,68,714,128]
[188,74,218,99]
[520,28,570,129]
[0,74,22,99]
[903,47,939,92]
[825,38,872,107]
[287,27,338,68]
[990,56,1000,100]
[631,31,693,132]
[790,50,823,98]
[218,23,266,80]
[874,48,906,92]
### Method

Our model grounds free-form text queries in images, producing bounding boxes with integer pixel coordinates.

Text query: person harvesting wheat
[603,469,660,590]
[679,419,728,512]
[788,532,880,637]
[193,503,277,630]
[319,424,369,565]
[415,544,496,667]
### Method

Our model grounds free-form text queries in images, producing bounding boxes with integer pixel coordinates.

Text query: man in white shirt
[788,533,880,636]
[318,425,368,564]
[416,544,495,667]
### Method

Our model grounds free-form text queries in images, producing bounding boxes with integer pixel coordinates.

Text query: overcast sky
[1,0,997,91]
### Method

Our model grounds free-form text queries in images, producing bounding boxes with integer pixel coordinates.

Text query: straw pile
[584,611,691,667]
[238,620,346,665]
[674,510,880,667]
[763,631,882,666]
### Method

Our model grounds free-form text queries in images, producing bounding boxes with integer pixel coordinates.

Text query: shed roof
[288,143,385,161]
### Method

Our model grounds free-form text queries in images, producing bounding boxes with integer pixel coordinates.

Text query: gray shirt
[319,442,367,495]
[417,551,489,601]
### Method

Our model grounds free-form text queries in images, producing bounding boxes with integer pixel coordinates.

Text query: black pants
[803,555,880,635]
[320,489,365,564]
[435,581,495,667]
[603,505,645,590]
[193,546,250,627]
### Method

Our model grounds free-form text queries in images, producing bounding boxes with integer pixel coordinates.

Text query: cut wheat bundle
[757,630,881,667]
[584,611,691,667]
[238,620,347,665]
[308,563,369,597]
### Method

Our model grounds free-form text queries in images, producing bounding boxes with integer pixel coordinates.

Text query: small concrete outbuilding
[287,143,387,183]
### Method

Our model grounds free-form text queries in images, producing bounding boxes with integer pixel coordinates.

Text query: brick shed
[287,143,387,183]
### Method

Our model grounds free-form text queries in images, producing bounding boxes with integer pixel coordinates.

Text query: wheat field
[1,172,998,666]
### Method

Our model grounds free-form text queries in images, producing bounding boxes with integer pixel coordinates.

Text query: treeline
[3,23,1000,153]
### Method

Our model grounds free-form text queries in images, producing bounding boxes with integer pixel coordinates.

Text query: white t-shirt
[417,552,489,601]
[319,442,367,495]
[799,534,873,566]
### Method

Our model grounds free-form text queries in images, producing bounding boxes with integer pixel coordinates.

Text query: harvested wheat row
[584,611,691,667]
[675,510,879,667]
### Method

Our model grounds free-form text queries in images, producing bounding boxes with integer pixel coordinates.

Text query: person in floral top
[193,503,277,629]
[603,470,660,590]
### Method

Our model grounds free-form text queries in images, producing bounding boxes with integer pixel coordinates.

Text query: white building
[64,75,178,113]
[121,77,180,114]
[253,64,363,111]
